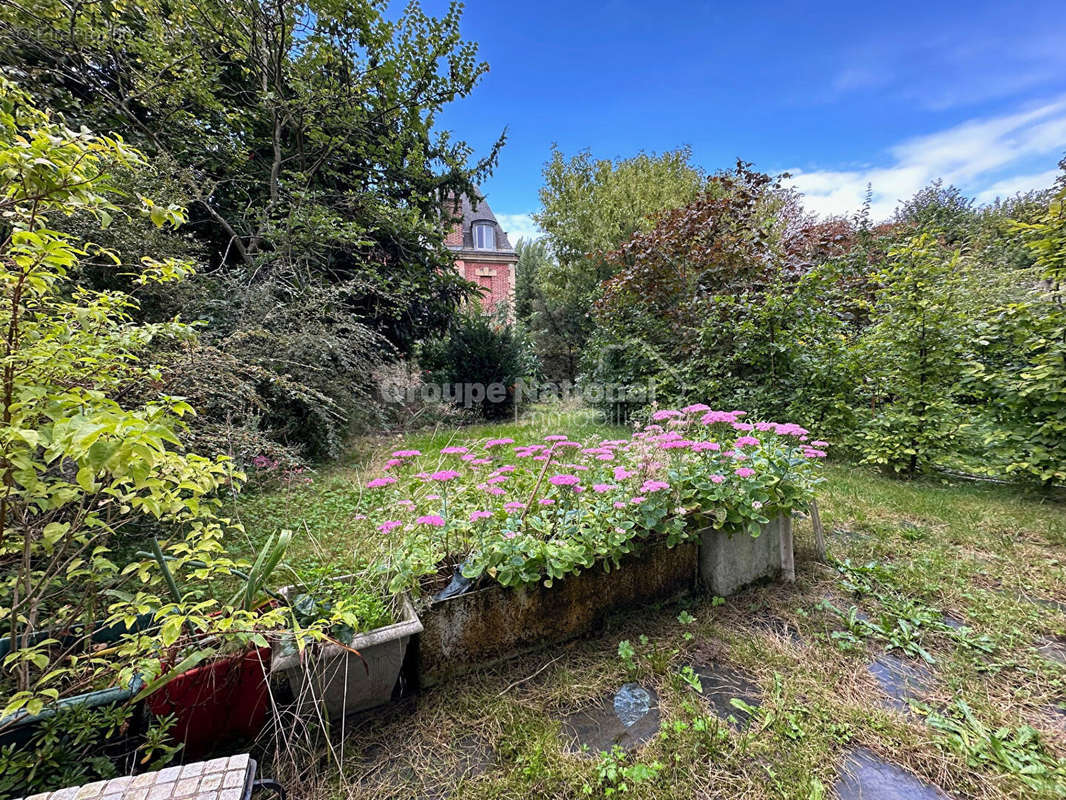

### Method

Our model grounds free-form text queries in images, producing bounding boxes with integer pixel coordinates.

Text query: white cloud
[785,97,1066,220]
[495,212,543,244]
[975,169,1062,204]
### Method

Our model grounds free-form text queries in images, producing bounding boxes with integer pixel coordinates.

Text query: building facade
[445,192,518,319]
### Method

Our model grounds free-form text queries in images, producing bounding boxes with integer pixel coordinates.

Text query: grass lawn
[243,406,1066,799]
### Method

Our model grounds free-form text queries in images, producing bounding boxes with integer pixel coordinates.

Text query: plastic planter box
[697,514,793,596]
[272,595,422,720]
[417,539,699,687]
[147,645,272,758]
[0,614,155,749]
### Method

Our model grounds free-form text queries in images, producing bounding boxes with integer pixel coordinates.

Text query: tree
[0,76,294,725]
[0,0,502,460]
[530,147,706,376]
[894,180,975,244]
[588,162,803,413]
[514,237,549,323]
[966,158,1066,485]
[847,235,973,477]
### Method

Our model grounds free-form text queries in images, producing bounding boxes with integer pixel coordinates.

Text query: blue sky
[426,0,1066,239]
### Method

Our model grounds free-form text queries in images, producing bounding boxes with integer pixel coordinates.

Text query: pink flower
[597,453,615,461]
[613,501,626,509]
[378,520,403,534]
[441,446,468,455]
[426,494,440,501]
[659,439,693,450]
[613,467,635,481]
[732,422,754,431]
[700,410,739,425]
[430,469,461,482]
[811,440,829,448]
[495,465,516,474]
[692,441,721,453]
[752,501,763,510]
[640,480,670,493]
[485,438,515,448]
[504,531,517,539]
[734,467,756,478]
[710,474,725,484]
[504,501,526,512]
[630,496,647,504]
[593,483,613,493]
[549,474,581,486]
[682,403,711,413]
[651,410,682,421]
[470,510,492,522]
[392,449,421,458]
[734,436,760,447]
[551,441,581,449]
[803,448,827,458]
[366,476,397,489]
[486,475,508,485]
[416,515,445,527]
[469,458,492,466]
[479,485,507,496]
[398,499,415,508]
[544,434,569,441]
[539,498,555,506]
[383,458,403,470]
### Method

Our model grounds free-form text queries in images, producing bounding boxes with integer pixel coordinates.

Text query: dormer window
[473,221,496,250]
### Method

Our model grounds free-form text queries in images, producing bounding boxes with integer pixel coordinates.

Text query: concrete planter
[697,514,794,596]
[272,595,422,719]
[417,539,699,687]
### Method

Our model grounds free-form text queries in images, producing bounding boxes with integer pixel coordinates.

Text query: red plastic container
[148,645,272,758]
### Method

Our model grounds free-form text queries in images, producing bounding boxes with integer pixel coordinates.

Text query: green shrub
[417,310,538,420]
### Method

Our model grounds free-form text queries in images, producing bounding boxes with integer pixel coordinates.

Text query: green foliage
[588,161,806,417]
[417,309,539,420]
[923,700,1066,796]
[845,235,973,476]
[2,0,500,463]
[584,746,664,797]
[0,85,344,791]
[371,410,823,595]
[531,147,706,379]
[966,167,1066,485]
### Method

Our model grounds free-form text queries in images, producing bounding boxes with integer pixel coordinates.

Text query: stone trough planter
[416,539,699,687]
[272,594,422,719]
[697,514,793,597]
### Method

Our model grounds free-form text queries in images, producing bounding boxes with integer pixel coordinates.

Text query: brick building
[445,191,518,319]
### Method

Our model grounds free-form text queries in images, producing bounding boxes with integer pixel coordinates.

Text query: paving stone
[560,683,660,754]
[1036,636,1066,666]
[687,662,761,728]
[835,748,951,799]
[21,756,256,800]
[868,653,932,713]
[940,614,966,631]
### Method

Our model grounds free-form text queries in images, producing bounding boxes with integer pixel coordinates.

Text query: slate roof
[446,191,516,254]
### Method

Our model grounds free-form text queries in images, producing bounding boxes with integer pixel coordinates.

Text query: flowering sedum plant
[366,406,826,593]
